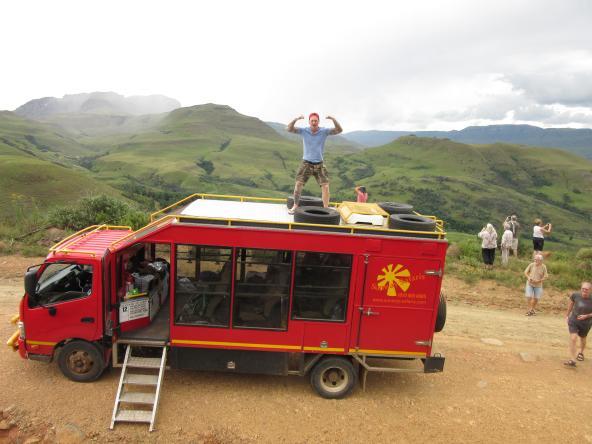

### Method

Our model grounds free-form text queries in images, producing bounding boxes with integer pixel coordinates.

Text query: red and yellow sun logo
[377,263,411,296]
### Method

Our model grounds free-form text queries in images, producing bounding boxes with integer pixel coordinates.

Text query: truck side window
[175,245,232,327]
[291,252,352,322]
[33,263,93,307]
[233,248,292,330]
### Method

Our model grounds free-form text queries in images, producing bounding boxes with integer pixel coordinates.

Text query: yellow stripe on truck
[26,340,57,346]
[349,348,426,357]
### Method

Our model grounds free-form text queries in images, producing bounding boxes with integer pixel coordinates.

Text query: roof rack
[146,194,446,240]
[50,224,132,257]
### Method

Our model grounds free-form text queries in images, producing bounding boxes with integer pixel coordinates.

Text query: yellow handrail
[150,193,340,222]
[108,194,448,251]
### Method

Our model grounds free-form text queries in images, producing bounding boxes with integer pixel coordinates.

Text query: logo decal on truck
[377,263,410,296]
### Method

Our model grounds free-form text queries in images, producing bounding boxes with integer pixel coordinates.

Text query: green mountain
[2,102,592,245]
[0,112,125,222]
[333,136,592,241]
[343,125,592,159]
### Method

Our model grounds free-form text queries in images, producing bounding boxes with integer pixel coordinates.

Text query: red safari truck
[8,194,447,401]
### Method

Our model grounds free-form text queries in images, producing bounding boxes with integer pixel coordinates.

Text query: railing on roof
[109,217,176,250]
[150,193,297,222]
[145,193,446,241]
[50,224,132,257]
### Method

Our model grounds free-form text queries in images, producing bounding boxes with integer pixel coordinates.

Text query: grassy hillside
[87,104,357,202]
[333,136,592,242]
[343,125,592,159]
[3,104,592,246]
[0,112,125,223]
[0,111,94,159]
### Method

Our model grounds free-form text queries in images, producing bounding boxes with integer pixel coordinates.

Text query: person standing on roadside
[532,218,552,254]
[523,254,548,316]
[354,186,368,203]
[563,282,592,368]
[500,222,513,266]
[478,223,497,270]
[287,113,343,213]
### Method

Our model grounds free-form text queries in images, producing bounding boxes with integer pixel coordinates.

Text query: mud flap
[423,355,445,373]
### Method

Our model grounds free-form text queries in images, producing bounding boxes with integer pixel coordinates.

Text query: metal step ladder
[110,344,167,432]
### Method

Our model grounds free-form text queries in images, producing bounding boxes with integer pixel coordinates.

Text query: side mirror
[24,268,39,301]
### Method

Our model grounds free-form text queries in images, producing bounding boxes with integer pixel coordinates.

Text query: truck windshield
[33,263,93,306]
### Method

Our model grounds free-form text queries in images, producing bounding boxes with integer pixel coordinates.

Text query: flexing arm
[326,116,343,135]
[287,115,304,133]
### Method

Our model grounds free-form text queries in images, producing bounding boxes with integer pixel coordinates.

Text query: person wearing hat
[287,113,342,214]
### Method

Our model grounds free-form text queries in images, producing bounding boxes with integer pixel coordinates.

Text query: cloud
[505,58,592,107]
[1,0,592,130]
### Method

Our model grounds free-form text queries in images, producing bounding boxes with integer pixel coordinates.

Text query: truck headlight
[18,321,25,339]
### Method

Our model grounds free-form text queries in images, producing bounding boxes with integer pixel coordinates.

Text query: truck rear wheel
[435,293,447,332]
[58,340,105,382]
[310,357,356,399]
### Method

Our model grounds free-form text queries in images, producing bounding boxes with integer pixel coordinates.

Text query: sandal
[564,360,577,368]
[577,352,584,361]
[287,207,296,215]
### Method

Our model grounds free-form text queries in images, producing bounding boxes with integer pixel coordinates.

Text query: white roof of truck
[181,199,294,224]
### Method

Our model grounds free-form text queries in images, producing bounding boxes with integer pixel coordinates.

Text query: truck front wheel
[310,357,356,399]
[58,340,105,382]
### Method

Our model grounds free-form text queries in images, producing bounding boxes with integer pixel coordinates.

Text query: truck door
[24,261,100,354]
[354,255,442,357]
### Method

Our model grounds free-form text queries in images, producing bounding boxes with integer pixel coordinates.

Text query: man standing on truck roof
[287,113,343,214]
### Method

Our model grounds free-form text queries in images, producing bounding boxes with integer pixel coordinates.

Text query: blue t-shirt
[295,127,332,163]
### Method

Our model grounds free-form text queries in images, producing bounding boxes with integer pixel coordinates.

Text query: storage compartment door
[354,256,442,357]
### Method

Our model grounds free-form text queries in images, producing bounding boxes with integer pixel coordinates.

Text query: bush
[49,196,148,231]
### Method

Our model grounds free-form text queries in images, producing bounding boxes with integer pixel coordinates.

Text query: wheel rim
[320,366,349,393]
[67,349,94,375]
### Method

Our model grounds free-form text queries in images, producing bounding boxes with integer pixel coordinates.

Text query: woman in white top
[500,223,513,266]
[532,218,552,253]
[478,223,498,270]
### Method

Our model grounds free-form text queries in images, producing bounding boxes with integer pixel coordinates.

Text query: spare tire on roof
[294,206,341,225]
[389,214,437,232]
[286,195,323,209]
[378,202,414,214]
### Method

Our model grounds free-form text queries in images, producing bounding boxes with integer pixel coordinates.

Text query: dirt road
[1,256,590,443]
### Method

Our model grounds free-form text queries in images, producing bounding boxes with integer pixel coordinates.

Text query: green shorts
[295,161,329,186]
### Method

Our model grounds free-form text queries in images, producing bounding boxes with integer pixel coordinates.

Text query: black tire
[294,206,341,225]
[435,294,446,332]
[389,214,437,232]
[286,195,323,209]
[310,357,356,399]
[57,340,105,382]
[378,202,414,215]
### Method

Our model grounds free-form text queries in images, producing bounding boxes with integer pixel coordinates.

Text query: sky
[1,0,592,131]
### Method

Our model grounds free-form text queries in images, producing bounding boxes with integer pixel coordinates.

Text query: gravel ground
[1,255,590,443]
